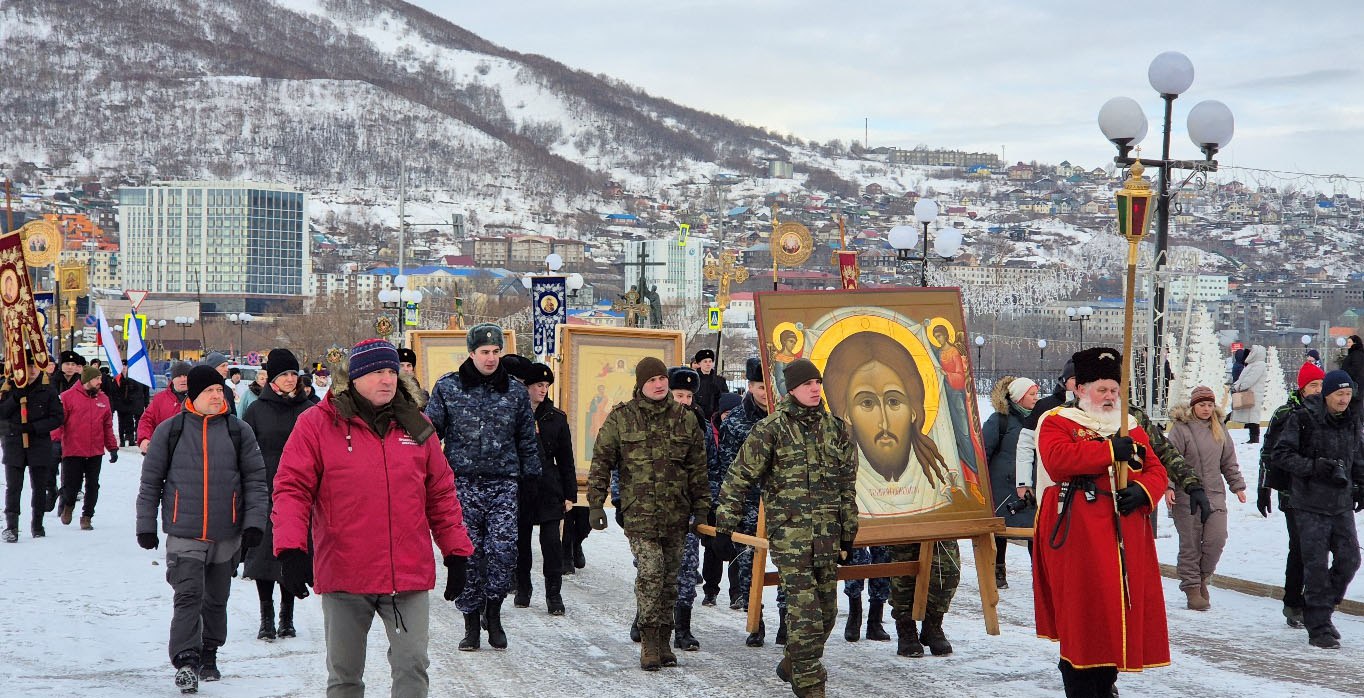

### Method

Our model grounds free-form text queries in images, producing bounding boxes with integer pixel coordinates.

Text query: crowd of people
[4,330,1364,697]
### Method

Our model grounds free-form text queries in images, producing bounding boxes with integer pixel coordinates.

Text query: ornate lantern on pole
[1113,161,1156,490]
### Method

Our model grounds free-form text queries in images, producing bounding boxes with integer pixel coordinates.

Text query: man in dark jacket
[135,365,268,691]
[666,366,718,652]
[1341,335,1364,398]
[512,361,575,616]
[425,323,540,651]
[1271,369,1364,649]
[718,357,776,643]
[0,355,64,541]
[1258,361,1325,629]
[692,349,729,419]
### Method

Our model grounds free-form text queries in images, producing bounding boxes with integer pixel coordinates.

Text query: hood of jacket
[325,375,434,444]
[990,376,1017,415]
[1246,344,1266,364]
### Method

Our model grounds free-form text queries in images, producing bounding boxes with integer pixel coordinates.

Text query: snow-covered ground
[4,426,1364,697]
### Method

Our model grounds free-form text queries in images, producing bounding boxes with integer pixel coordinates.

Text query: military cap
[668,366,700,392]
[524,362,554,385]
[745,357,763,382]
[467,323,505,353]
[59,350,86,366]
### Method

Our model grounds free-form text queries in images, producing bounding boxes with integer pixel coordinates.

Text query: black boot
[775,607,787,645]
[844,595,863,642]
[896,614,924,657]
[199,645,221,682]
[702,592,718,606]
[745,618,766,647]
[674,605,700,651]
[573,542,586,569]
[173,649,200,694]
[920,611,953,655]
[866,600,891,641]
[484,596,508,649]
[277,595,296,638]
[545,575,565,616]
[630,612,642,642]
[257,597,277,641]
[459,607,482,651]
[996,563,1009,590]
[514,585,531,608]
[561,539,576,576]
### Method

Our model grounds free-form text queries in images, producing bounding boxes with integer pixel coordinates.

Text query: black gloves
[1186,486,1212,524]
[709,530,738,561]
[240,527,263,551]
[1314,458,1349,488]
[108,450,118,463]
[443,555,468,601]
[1354,486,1364,513]
[1256,486,1273,518]
[1115,484,1150,516]
[19,423,34,435]
[588,507,608,531]
[1108,435,1146,466]
[137,532,160,550]
[614,506,625,529]
[279,549,313,599]
[838,539,856,565]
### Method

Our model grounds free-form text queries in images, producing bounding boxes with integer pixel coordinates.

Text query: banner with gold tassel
[1,220,56,386]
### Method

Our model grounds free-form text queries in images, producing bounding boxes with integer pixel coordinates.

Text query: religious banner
[532,276,567,357]
[837,250,860,289]
[0,224,54,385]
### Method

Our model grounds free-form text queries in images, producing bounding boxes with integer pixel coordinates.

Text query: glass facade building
[118,182,308,297]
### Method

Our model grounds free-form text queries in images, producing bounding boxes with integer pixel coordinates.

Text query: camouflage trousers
[731,501,788,610]
[628,534,685,628]
[454,476,520,614]
[888,540,961,619]
[675,530,702,609]
[774,552,839,694]
[842,546,891,603]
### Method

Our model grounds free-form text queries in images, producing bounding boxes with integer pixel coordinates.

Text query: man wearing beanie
[424,323,540,651]
[137,365,268,691]
[273,338,472,695]
[692,348,729,419]
[587,356,709,671]
[714,358,858,698]
[53,364,118,530]
[1270,369,1364,649]
[1,352,64,541]
[201,352,236,416]
[1257,360,1325,628]
[138,361,194,455]
[718,356,772,620]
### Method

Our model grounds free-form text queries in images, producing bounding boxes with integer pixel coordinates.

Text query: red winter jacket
[53,384,117,457]
[272,388,473,595]
[138,388,185,444]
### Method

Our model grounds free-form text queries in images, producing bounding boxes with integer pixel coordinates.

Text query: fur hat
[783,359,822,389]
[524,362,554,386]
[745,357,763,383]
[399,347,418,366]
[635,357,668,390]
[59,350,86,366]
[1072,347,1122,385]
[694,349,716,363]
[1297,362,1325,391]
[501,354,532,382]
[669,366,700,392]
[467,323,504,353]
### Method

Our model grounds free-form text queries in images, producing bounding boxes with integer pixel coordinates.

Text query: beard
[1077,395,1123,433]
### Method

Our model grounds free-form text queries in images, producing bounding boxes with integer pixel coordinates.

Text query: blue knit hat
[349,339,400,381]
[1322,369,1355,398]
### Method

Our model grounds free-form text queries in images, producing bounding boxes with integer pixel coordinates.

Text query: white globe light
[974,335,985,347]
[1097,97,1149,144]
[1081,306,1094,315]
[545,253,564,272]
[566,273,585,291]
[521,274,532,290]
[1148,51,1195,95]
[1187,99,1235,150]
[913,199,939,223]
[1066,307,1077,317]
[394,274,408,289]
[409,290,424,304]
[1338,337,1348,348]
[934,228,963,258]
[227,313,238,322]
[887,225,919,251]
[1038,339,1048,349]
[1301,334,1313,346]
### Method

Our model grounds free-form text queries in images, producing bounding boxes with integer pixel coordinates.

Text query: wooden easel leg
[973,534,1001,635]
[911,541,932,621]
[747,500,767,634]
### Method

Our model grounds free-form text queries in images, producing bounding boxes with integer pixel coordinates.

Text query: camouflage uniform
[587,393,709,634]
[717,393,769,605]
[676,415,718,609]
[455,476,520,612]
[843,546,891,603]
[887,541,961,622]
[715,395,857,698]
[1130,403,1201,493]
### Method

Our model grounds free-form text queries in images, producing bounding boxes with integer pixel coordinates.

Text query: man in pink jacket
[273,339,473,698]
[139,361,192,454]
[53,365,118,529]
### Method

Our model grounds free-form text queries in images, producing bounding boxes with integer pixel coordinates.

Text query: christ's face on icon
[845,359,914,479]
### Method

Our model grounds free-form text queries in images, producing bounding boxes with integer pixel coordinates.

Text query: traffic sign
[245,351,261,365]
[125,289,150,312]
[122,313,148,340]
[707,306,721,330]
[83,314,96,327]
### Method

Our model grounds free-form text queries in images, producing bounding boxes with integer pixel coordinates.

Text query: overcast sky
[409,1,1364,184]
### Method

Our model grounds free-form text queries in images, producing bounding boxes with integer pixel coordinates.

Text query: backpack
[166,412,244,461]
[1264,405,1313,493]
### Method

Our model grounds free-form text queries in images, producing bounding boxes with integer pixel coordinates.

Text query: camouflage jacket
[715,395,858,566]
[587,392,710,539]
[1128,403,1202,493]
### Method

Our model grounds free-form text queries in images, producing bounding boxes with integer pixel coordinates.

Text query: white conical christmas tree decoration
[1264,346,1290,410]
[1176,306,1226,404]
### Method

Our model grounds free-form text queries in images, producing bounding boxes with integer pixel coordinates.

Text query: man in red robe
[1033,347,1170,697]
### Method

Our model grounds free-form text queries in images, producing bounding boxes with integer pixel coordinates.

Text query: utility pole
[397,163,406,275]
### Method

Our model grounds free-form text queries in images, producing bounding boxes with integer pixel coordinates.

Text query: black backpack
[165,412,245,460]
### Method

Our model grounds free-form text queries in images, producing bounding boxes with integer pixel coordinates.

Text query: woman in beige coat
[1166,385,1247,610]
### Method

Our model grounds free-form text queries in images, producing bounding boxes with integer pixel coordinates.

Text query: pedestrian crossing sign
[707,306,721,330]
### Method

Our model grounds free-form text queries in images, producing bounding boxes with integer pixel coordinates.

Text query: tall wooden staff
[1114,161,1156,489]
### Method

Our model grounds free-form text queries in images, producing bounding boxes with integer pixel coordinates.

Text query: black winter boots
[546,575,566,616]
[257,598,277,641]
[866,600,891,641]
[775,607,788,645]
[172,649,199,694]
[459,605,482,651]
[199,645,221,682]
[844,597,864,642]
[277,595,296,638]
[514,586,532,608]
[896,615,924,657]
[630,612,642,642]
[996,563,1009,589]
[484,597,508,649]
[745,618,766,647]
[920,611,953,655]
[673,605,699,651]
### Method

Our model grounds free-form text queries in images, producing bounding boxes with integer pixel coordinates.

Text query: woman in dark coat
[242,349,313,641]
[513,362,576,615]
[1341,335,1364,395]
[982,375,1038,589]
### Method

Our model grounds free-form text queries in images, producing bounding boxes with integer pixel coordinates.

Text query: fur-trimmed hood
[990,376,1018,415]
[1169,400,1225,424]
[328,364,428,411]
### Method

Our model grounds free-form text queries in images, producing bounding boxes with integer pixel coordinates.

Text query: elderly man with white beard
[1031,348,1170,698]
